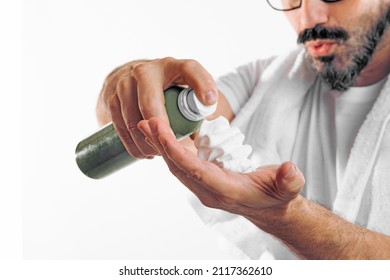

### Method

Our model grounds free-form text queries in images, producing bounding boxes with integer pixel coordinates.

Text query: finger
[137,120,159,153]
[108,93,145,159]
[116,76,157,156]
[174,59,218,106]
[275,162,305,199]
[149,117,235,195]
[97,63,134,126]
[147,118,221,208]
[131,61,170,124]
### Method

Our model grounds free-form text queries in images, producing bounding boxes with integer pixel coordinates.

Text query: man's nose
[299,0,330,30]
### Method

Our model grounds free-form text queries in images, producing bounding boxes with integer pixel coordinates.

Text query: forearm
[247,196,390,259]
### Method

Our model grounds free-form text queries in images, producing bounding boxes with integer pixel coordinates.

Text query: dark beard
[298,6,390,91]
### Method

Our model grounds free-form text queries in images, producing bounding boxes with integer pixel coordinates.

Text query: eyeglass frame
[266,0,342,12]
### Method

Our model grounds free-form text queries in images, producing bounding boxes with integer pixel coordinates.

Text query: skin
[96,0,390,259]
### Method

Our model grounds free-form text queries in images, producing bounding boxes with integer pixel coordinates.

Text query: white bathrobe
[190,46,390,259]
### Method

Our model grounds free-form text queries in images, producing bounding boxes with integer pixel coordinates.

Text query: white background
[21,0,296,260]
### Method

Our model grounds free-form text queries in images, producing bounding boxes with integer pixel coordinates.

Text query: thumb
[275,162,305,200]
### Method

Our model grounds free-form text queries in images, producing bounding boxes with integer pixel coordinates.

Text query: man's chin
[307,54,355,91]
[319,68,355,91]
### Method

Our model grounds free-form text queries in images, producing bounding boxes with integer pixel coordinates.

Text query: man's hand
[138,117,305,216]
[140,117,390,260]
[96,58,218,160]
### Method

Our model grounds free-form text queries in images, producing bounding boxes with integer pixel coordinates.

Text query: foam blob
[195,116,256,173]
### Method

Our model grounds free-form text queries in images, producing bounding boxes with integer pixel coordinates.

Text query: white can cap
[178,87,217,121]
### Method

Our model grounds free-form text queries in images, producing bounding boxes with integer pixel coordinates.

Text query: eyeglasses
[267,0,342,12]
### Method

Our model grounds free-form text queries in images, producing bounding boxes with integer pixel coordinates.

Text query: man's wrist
[245,195,307,233]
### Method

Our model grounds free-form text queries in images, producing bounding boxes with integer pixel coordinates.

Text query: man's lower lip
[308,43,334,57]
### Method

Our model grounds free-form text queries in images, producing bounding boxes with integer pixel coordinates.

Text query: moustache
[297,25,350,44]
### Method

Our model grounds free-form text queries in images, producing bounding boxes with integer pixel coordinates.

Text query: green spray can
[75,86,216,179]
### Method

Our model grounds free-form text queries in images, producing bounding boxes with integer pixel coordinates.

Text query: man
[96,0,390,259]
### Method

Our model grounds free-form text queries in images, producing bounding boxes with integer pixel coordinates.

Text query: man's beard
[297,6,390,91]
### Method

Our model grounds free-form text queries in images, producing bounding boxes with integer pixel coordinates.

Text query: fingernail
[284,164,297,179]
[206,91,217,104]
